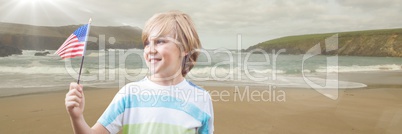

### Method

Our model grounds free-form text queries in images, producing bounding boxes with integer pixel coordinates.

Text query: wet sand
[1,72,402,134]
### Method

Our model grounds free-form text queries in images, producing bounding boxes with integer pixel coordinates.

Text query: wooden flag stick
[77,18,92,84]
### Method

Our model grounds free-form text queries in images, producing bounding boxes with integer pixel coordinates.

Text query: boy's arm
[198,92,214,134]
[207,93,214,134]
[66,83,109,134]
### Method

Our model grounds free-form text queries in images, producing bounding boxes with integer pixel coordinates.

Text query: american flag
[55,24,89,59]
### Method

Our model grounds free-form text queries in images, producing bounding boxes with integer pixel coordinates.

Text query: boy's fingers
[65,101,79,109]
[70,82,78,90]
[72,89,82,98]
[77,84,83,92]
[69,82,83,92]
[65,96,82,104]
[66,89,82,98]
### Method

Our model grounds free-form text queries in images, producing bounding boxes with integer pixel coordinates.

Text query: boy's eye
[156,39,166,44]
[144,41,150,46]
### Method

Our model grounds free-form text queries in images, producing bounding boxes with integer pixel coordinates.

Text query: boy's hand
[65,82,85,119]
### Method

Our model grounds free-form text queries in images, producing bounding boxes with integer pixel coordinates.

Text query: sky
[0,0,401,49]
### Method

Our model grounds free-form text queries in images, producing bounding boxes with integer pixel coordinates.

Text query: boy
[65,10,214,134]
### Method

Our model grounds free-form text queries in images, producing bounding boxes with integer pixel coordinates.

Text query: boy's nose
[147,44,157,54]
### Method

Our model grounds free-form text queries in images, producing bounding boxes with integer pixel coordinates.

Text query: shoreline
[1,71,402,133]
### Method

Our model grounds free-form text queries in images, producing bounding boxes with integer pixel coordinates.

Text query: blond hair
[142,10,201,77]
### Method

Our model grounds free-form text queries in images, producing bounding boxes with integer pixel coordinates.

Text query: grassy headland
[247,28,402,57]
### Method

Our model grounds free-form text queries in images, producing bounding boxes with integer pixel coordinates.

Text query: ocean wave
[316,64,402,73]
[249,68,286,74]
[2,64,401,75]
[0,66,72,74]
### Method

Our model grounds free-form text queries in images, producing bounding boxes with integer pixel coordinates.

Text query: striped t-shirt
[98,77,214,134]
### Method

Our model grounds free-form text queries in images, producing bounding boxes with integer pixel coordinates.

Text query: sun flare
[0,0,85,26]
[18,0,52,5]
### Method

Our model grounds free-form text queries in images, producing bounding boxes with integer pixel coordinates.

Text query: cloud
[336,0,401,10]
[0,0,401,49]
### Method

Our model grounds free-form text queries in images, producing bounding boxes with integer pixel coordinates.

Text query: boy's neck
[148,74,185,86]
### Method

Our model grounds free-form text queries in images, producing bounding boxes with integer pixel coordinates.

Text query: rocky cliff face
[247,28,402,57]
[0,22,143,50]
[0,45,22,57]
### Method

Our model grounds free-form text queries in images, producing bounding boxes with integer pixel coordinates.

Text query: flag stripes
[55,24,89,59]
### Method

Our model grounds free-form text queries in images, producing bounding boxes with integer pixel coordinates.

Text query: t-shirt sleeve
[97,87,128,134]
[207,97,214,134]
[199,92,214,134]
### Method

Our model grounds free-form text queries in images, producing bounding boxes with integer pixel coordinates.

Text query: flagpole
[77,18,92,84]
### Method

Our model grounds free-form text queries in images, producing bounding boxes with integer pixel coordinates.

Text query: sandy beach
[1,72,402,134]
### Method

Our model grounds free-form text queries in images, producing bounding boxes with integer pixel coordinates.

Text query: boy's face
[143,32,186,79]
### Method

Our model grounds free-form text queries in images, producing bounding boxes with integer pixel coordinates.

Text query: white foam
[316,64,402,73]
[188,67,286,77]
[187,67,236,78]
[0,66,71,74]
[249,68,285,74]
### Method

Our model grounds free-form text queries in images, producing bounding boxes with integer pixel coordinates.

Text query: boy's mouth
[149,58,162,63]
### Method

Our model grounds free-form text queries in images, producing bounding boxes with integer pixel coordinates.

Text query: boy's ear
[182,51,188,57]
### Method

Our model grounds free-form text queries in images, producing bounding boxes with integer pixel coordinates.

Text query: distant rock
[34,51,50,56]
[250,51,266,54]
[0,45,22,57]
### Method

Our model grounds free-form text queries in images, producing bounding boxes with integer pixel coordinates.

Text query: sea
[1,49,402,97]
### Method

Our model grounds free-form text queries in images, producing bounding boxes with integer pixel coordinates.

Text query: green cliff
[246,28,402,57]
[0,22,143,50]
